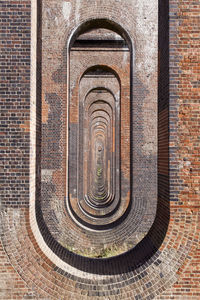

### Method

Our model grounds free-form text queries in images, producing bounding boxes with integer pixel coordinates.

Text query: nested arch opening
[67,40,132,230]
[33,16,167,266]
[68,18,133,52]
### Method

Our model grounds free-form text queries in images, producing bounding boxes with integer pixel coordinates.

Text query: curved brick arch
[1,0,200,299]
[32,0,159,278]
[1,208,199,299]
[36,14,161,259]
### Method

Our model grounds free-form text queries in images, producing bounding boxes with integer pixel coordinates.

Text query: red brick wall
[0,1,38,298]
[0,0,199,299]
[158,0,200,298]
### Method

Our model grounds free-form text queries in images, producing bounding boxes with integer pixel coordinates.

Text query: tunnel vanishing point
[0,0,200,299]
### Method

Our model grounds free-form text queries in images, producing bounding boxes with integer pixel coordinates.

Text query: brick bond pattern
[0,1,200,300]
[35,0,158,265]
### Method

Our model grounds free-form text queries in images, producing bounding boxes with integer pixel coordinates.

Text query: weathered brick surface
[38,0,158,255]
[0,0,31,208]
[0,0,199,299]
[0,240,38,299]
[156,0,200,298]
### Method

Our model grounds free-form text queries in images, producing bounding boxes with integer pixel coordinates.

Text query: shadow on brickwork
[35,0,169,275]
[35,0,42,215]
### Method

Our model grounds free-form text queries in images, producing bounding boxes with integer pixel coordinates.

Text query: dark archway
[35,12,169,274]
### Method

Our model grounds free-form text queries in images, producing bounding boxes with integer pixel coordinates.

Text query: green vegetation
[61,242,133,258]
[96,166,102,177]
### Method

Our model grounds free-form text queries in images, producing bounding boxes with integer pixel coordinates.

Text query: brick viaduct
[0,0,200,299]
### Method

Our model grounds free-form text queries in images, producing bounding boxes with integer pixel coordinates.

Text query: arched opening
[67,26,132,232]
[33,16,163,268]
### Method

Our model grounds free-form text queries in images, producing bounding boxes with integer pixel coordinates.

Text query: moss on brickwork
[61,242,134,258]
